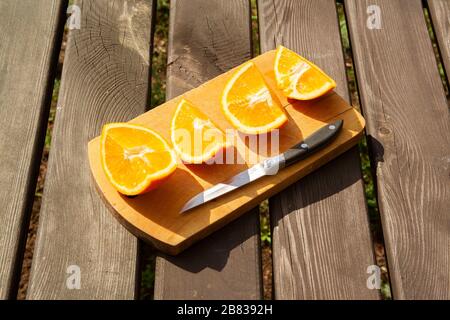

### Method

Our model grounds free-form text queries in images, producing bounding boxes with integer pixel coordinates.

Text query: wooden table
[0,0,448,300]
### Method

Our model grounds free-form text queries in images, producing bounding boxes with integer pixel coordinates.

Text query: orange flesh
[222,62,287,134]
[275,46,336,100]
[171,99,227,163]
[101,124,177,195]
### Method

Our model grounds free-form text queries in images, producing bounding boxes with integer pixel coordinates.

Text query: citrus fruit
[274,45,336,100]
[221,61,287,134]
[171,99,228,164]
[100,123,177,196]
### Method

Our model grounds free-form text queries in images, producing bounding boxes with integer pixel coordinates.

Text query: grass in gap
[140,0,170,300]
[423,6,449,98]
[150,0,170,109]
[251,0,273,300]
[251,0,260,57]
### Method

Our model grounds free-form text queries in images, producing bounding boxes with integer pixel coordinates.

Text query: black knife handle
[261,120,343,175]
[282,119,343,168]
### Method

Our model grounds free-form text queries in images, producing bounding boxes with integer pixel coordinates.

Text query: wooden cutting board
[88,50,365,255]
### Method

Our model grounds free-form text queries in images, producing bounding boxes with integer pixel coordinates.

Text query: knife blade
[180,119,343,213]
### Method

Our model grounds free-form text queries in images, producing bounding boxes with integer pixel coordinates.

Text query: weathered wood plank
[428,0,450,78]
[27,0,155,299]
[345,0,450,299]
[0,0,66,299]
[258,0,379,299]
[154,0,262,299]
[155,211,262,299]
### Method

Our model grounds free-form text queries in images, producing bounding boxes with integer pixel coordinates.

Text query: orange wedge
[221,61,287,134]
[100,123,177,196]
[171,99,228,164]
[274,45,336,100]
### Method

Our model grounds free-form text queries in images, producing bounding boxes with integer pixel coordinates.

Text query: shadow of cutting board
[88,50,365,255]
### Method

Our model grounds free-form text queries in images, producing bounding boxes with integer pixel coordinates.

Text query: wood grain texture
[428,0,450,77]
[258,0,379,299]
[0,0,66,299]
[88,50,365,254]
[26,0,155,299]
[154,0,262,299]
[345,0,450,299]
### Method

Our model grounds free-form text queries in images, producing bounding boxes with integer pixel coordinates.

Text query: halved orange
[274,45,336,100]
[171,99,228,164]
[100,123,177,196]
[221,61,287,134]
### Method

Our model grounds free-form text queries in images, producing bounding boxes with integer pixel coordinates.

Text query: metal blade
[180,163,266,213]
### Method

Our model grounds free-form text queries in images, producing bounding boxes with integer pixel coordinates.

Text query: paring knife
[180,119,344,213]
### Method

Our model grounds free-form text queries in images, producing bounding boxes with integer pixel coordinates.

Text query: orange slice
[221,61,287,134]
[100,123,177,196]
[274,45,336,100]
[171,99,228,164]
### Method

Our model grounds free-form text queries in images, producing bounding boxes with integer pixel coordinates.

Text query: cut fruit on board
[171,99,229,164]
[274,45,336,100]
[100,123,177,196]
[221,61,288,134]
[88,50,365,254]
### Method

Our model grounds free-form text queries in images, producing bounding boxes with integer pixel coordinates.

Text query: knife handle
[281,119,344,168]
[262,119,343,175]
[282,144,309,168]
